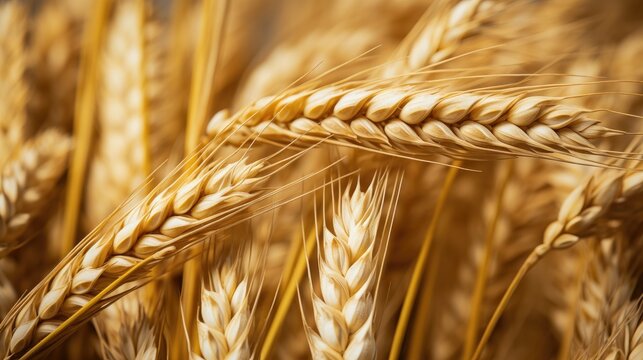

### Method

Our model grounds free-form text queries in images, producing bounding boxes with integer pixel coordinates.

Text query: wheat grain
[208,85,621,162]
[195,260,251,360]
[94,289,159,360]
[0,130,71,256]
[0,0,27,166]
[306,179,386,360]
[0,155,271,356]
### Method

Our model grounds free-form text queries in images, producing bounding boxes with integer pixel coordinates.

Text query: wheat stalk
[0,130,71,256]
[305,179,387,359]
[208,85,622,162]
[0,0,27,166]
[0,154,271,357]
[94,289,160,360]
[196,260,252,360]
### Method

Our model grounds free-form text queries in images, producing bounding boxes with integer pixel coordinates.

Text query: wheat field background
[0,0,641,359]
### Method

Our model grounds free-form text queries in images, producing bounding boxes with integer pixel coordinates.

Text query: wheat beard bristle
[306,181,385,360]
[196,261,251,360]
[0,130,71,256]
[0,156,268,357]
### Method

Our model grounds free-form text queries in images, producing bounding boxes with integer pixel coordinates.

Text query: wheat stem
[389,162,460,360]
[181,2,229,352]
[261,229,316,360]
[462,161,513,359]
[60,0,111,257]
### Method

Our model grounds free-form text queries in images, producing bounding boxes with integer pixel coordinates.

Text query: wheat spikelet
[0,0,27,166]
[196,260,252,360]
[306,179,387,359]
[94,289,159,360]
[84,0,152,229]
[383,0,500,76]
[0,154,271,356]
[209,84,622,162]
[0,130,71,256]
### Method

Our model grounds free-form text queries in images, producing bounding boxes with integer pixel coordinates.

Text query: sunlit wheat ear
[208,85,625,163]
[196,261,251,360]
[383,0,501,76]
[94,289,159,360]
[0,130,71,256]
[0,154,271,357]
[0,0,27,166]
[305,178,387,360]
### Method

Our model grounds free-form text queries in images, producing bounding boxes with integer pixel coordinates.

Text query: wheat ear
[0,155,270,357]
[473,163,643,359]
[94,289,160,360]
[0,130,71,256]
[208,86,622,162]
[196,261,252,360]
[383,0,499,76]
[85,0,152,229]
[0,0,27,166]
[306,179,386,359]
